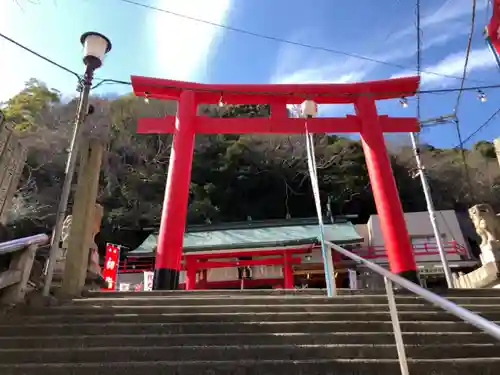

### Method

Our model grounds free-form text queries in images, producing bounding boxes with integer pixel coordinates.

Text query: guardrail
[361,240,470,260]
[326,240,500,375]
[0,234,50,304]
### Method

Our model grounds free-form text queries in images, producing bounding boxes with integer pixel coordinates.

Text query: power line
[419,105,500,173]
[459,105,500,146]
[115,0,486,84]
[410,0,454,287]
[454,0,477,114]
[3,30,500,99]
[99,78,500,97]
[369,0,405,48]
[453,0,477,200]
[0,32,81,81]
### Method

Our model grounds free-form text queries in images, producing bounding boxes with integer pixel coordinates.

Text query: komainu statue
[468,204,500,265]
[56,203,105,287]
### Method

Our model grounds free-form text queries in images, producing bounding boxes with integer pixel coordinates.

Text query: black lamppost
[43,32,112,296]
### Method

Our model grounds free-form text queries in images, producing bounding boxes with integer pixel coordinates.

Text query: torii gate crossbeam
[131,75,421,289]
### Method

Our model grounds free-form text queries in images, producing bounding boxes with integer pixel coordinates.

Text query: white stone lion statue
[468,204,500,248]
[56,204,104,284]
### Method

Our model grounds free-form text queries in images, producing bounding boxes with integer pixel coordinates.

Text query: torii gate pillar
[356,96,418,281]
[131,76,421,289]
[154,90,196,289]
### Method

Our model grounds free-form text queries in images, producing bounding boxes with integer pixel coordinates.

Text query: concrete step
[0,332,495,350]
[7,311,500,324]
[20,303,500,315]
[85,289,328,298]
[0,321,492,336]
[0,358,499,375]
[68,295,500,306]
[86,288,500,298]
[0,343,498,364]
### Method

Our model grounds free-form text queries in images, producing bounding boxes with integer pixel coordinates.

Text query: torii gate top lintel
[131,75,419,105]
[131,75,420,135]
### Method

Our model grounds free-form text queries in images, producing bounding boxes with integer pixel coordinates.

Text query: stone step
[1,358,499,375]
[85,289,328,298]
[68,295,500,306]
[7,311,500,324]
[0,321,492,336]
[20,303,500,315]
[0,343,498,364]
[0,332,494,350]
[86,288,500,298]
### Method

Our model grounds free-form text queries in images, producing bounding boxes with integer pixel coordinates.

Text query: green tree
[473,141,496,159]
[2,79,60,132]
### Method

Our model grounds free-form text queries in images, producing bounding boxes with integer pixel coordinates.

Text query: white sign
[348,269,358,290]
[119,283,130,292]
[144,271,154,291]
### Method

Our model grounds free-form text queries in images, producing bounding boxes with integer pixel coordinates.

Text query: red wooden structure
[131,75,421,290]
[118,241,468,290]
[487,0,500,55]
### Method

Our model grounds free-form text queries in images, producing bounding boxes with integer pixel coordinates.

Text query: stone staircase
[0,289,500,374]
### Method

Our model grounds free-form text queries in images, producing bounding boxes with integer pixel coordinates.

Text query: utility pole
[409,116,454,288]
[413,0,453,287]
[42,32,112,297]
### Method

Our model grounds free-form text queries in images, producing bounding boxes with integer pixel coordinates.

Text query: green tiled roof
[129,221,363,255]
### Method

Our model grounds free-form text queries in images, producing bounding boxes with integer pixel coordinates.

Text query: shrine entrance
[131,76,421,290]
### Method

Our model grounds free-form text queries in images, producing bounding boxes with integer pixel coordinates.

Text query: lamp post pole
[42,32,112,297]
[409,119,454,288]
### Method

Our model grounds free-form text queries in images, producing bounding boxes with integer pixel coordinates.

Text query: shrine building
[115,211,476,291]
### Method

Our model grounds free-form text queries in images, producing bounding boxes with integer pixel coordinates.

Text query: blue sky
[0,0,499,149]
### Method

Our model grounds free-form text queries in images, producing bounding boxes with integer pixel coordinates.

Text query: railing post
[384,276,409,375]
[1,244,38,304]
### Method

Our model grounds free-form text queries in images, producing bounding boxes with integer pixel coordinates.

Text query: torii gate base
[131,76,421,290]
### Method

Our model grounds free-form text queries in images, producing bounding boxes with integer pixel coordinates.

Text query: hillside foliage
[2,79,500,238]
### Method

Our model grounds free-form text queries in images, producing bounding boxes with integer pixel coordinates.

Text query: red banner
[101,243,121,291]
[487,0,500,54]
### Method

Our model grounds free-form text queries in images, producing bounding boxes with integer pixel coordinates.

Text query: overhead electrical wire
[452,0,477,200]
[0,32,81,81]
[459,105,500,147]
[416,0,422,127]
[414,104,500,174]
[374,0,404,46]
[404,0,491,175]
[115,0,487,84]
[454,0,477,113]
[2,29,500,99]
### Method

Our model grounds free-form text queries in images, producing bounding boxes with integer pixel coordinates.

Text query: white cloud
[152,0,232,81]
[391,48,496,87]
[392,0,485,41]
[421,0,486,28]
[275,66,366,85]
[271,0,484,86]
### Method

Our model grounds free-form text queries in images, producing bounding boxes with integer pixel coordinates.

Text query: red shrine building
[116,212,476,291]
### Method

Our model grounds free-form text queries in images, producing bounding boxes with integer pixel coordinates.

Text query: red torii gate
[487,0,500,55]
[131,75,421,290]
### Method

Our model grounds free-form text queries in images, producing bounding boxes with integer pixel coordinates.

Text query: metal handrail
[326,241,500,340]
[327,240,500,375]
[0,234,50,255]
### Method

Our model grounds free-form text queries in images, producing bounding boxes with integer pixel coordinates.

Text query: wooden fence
[0,121,27,224]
